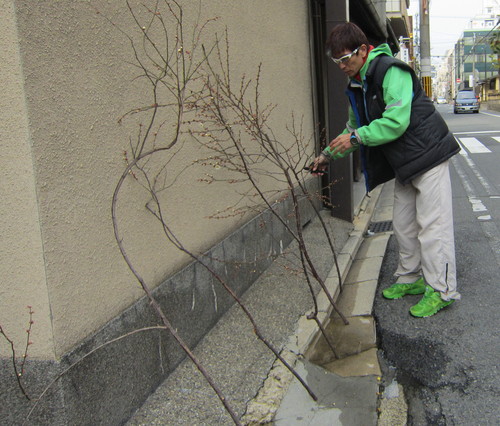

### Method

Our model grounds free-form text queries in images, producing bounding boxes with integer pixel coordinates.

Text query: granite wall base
[1,180,322,425]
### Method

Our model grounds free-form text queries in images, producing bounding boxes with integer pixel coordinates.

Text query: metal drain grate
[368,220,393,234]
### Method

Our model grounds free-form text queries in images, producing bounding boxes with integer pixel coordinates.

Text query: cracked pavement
[374,235,500,425]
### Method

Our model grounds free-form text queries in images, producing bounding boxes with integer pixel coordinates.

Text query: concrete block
[377,180,395,205]
[353,186,382,231]
[316,287,339,314]
[344,256,384,284]
[293,311,328,354]
[328,252,353,283]
[339,233,363,257]
[274,360,379,426]
[306,316,377,365]
[371,205,394,223]
[356,233,390,259]
[324,348,382,377]
[335,280,378,317]
[323,274,341,301]
[353,213,371,235]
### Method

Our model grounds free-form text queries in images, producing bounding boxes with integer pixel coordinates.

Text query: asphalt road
[374,105,500,425]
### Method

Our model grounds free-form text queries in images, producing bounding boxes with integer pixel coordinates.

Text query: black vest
[348,55,460,191]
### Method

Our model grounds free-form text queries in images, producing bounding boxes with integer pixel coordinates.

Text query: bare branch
[0,306,35,400]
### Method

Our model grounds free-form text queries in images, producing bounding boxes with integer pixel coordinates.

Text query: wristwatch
[350,132,360,147]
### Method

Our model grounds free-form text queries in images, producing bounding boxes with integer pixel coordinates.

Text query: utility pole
[420,0,432,98]
[471,33,476,89]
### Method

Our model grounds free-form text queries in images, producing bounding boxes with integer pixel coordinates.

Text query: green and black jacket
[324,43,460,192]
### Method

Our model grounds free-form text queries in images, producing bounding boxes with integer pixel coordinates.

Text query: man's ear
[359,44,369,57]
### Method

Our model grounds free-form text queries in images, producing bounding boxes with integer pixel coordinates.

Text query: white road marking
[454,130,500,135]
[469,198,487,212]
[479,111,500,118]
[451,157,493,222]
[451,131,500,266]
[454,137,496,194]
[458,137,491,154]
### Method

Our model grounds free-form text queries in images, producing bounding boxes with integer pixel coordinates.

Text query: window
[386,0,401,13]
[457,91,477,100]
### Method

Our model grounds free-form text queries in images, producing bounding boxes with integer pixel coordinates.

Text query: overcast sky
[409,0,495,60]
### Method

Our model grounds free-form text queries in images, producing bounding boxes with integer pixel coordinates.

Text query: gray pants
[393,160,461,301]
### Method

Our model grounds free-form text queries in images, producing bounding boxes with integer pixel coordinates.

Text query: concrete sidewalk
[268,181,402,426]
[127,182,400,425]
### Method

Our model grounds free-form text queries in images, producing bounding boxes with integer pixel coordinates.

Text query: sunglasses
[329,47,360,65]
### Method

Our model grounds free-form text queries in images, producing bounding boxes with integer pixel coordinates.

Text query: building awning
[350,0,400,54]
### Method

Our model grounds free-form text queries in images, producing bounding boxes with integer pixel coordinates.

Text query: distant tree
[489,30,500,72]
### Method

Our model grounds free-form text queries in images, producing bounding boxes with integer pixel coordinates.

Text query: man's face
[334,45,367,77]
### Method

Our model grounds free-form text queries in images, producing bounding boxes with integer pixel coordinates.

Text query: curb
[295,184,383,354]
[243,184,386,424]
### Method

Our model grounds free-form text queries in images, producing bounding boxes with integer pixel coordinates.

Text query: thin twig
[0,306,34,401]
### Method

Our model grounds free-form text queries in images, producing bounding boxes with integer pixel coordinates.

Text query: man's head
[326,22,369,77]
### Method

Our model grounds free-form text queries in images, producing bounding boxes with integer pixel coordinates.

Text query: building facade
[1,1,410,423]
[455,29,498,91]
[454,3,500,93]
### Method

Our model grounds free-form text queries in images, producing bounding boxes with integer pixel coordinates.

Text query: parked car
[454,90,480,114]
[437,97,447,104]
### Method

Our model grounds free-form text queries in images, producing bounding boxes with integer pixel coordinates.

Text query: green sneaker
[382,277,426,299]
[410,286,454,318]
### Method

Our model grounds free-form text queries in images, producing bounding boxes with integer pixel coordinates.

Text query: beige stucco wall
[1,0,315,359]
[0,0,54,359]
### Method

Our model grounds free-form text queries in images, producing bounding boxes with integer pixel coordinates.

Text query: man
[313,22,461,317]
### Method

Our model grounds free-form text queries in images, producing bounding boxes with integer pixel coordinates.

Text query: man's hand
[328,133,353,155]
[307,132,357,175]
[308,153,329,175]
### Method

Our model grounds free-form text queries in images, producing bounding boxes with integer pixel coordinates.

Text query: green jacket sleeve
[322,65,413,160]
[356,66,413,146]
[322,109,358,160]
